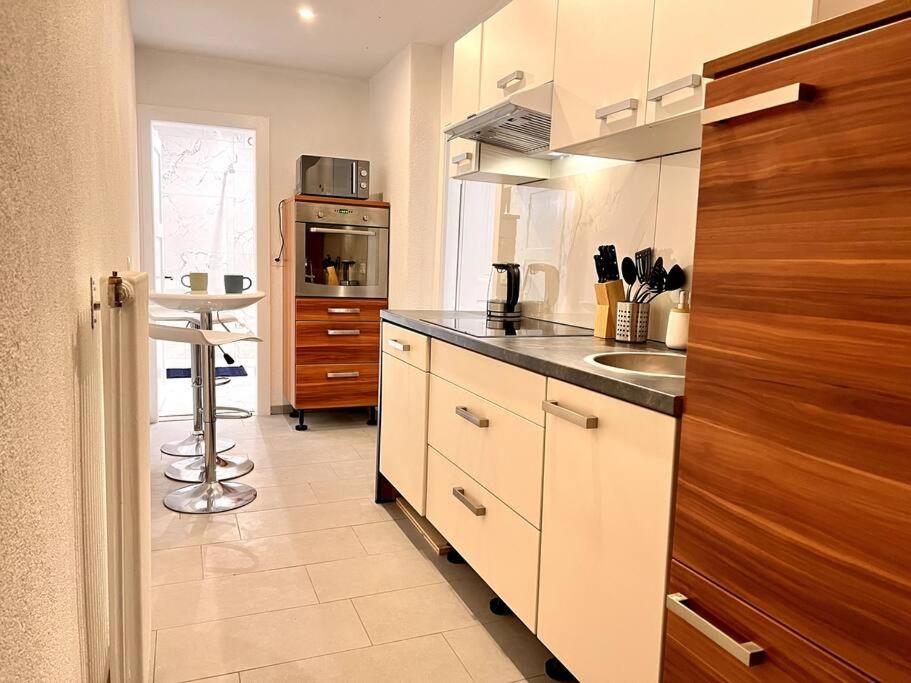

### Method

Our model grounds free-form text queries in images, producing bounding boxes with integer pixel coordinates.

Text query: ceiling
[130,0,502,79]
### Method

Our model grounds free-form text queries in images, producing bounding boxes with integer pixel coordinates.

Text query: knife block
[593,280,625,339]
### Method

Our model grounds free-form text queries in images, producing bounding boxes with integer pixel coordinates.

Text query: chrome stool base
[161,432,236,457]
[216,406,253,420]
[164,480,257,514]
[164,453,254,483]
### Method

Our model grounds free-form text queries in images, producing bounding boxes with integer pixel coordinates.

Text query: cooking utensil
[621,257,638,301]
[636,256,664,302]
[664,264,686,292]
[635,248,652,285]
[603,245,619,281]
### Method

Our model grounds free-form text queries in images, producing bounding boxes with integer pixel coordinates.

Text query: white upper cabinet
[478,0,558,112]
[450,24,483,125]
[550,0,655,150]
[645,0,815,123]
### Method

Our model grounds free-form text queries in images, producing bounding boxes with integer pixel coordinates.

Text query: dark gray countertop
[381,310,685,417]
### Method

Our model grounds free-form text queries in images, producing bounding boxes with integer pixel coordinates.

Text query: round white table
[150,291,265,513]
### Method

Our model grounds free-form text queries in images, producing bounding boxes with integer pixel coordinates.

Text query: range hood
[445,81,553,155]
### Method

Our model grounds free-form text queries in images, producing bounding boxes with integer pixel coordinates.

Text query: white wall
[368,44,443,309]
[0,0,139,679]
[134,47,371,408]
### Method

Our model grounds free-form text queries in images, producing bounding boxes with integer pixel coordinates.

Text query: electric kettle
[487,263,522,323]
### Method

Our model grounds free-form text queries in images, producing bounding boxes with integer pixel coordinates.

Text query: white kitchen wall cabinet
[550,0,655,150]
[378,324,430,514]
[448,140,551,184]
[451,24,483,125]
[646,0,815,123]
[478,0,559,112]
[537,379,679,682]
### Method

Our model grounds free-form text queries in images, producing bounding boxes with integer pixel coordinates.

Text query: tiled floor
[149,411,553,682]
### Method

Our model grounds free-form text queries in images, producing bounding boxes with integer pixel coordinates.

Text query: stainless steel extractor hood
[445,81,553,155]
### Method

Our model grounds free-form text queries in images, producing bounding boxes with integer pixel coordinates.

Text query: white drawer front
[382,323,430,371]
[428,374,544,527]
[426,447,541,631]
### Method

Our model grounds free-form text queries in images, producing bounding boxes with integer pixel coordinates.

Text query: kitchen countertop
[381,310,685,417]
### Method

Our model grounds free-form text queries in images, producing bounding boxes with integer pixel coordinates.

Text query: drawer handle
[666,593,765,667]
[452,487,486,516]
[647,74,702,102]
[497,70,525,90]
[328,329,361,336]
[451,152,473,164]
[328,307,360,314]
[701,83,814,125]
[595,98,639,120]
[327,371,360,379]
[541,400,598,429]
[387,339,411,352]
[456,405,489,428]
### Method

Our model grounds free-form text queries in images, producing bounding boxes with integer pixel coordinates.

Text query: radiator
[101,272,151,682]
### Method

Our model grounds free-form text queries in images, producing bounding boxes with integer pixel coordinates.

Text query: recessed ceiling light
[297,7,316,21]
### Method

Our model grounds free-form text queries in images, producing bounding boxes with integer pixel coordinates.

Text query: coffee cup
[224,274,253,293]
[181,272,208,292]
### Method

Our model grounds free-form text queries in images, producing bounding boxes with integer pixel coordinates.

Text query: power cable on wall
[275,199,288,262]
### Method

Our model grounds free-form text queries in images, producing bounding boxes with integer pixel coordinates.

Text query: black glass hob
[421,316,592,338]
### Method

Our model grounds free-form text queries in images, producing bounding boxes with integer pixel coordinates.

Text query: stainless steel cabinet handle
[541,400,598,429]
[595,98,639,120]
[452,487,486,516]
[387,339,410,352]
[327,307,360,314]
[666,593,765,666]
[456,406,489,428]
[326,371,360,379]
[497,70,525,89]
[701,83,814,125]
[310,227,376,237]
[327,329,361,336]
[647,74,702,102]
[451,151,473,164]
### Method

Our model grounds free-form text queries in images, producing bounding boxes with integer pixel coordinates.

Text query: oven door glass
[296,223,389,298]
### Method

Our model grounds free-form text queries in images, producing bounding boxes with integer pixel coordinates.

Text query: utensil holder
[593,281,626,339]
[615,301,650,343]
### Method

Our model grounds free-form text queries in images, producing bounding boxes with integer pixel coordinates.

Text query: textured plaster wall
[134,48,371,407]
[0,0,138,679]
[368,44,443,309]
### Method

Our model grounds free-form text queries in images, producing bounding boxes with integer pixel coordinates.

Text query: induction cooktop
[421,316,593,338]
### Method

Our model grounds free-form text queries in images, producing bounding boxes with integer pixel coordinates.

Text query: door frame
[137,104,271,418]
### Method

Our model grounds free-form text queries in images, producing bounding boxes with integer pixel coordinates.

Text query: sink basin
[585,351,685,378]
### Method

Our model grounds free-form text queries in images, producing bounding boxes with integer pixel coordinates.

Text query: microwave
[296,155,370,200]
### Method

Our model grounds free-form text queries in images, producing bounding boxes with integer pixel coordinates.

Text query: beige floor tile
[240,634,471,682]
[244,447,362,468]
[151,515,240,551]
[236,499,398,539]
[352,520,417,554]
[152,565,318,629]
[154,601,369,683]
[442,620,551,683]
[203,527,365,577]
[152,546,203,586]
[330,459,375,480]
[307,549,445,602]
[310,477,374,504]
[234,482,318,513]
[447,573,500,625]
[352,583,479,644]
[240,463,337,488]
[185,673,240,682]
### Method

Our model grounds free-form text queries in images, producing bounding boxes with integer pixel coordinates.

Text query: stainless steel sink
[584,351,686,378]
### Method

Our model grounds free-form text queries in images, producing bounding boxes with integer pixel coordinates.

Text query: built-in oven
[295,200,389,298]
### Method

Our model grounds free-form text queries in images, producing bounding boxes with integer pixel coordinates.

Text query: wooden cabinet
[645,0,814,123]
[665,11,911,681]
[478,0,558,111]
[537,379,679,683]
[378,343,429,514]
[381,322,429,371]
[450,24,483,124]
[550,0,655,149]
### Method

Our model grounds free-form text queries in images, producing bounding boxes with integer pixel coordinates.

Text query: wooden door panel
[674,16,911,681]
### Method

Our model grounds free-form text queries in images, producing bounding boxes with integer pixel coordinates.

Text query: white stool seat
[149,323,261,347]
[150,306,239,326]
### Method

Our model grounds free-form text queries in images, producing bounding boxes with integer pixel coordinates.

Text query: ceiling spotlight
[297,7,316,21]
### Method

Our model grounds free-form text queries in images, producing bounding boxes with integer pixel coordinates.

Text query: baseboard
[271,404,293,415]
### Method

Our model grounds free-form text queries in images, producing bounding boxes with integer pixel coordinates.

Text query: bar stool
[150,323,259,513]
[150,304,237,457]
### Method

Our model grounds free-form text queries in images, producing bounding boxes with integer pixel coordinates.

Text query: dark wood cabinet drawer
[295,297,386,322]
[295,321,380,364]
[294,363,379,409]
[663,562,869,683]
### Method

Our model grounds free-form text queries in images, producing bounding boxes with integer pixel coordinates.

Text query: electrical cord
[275,198,288,262]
